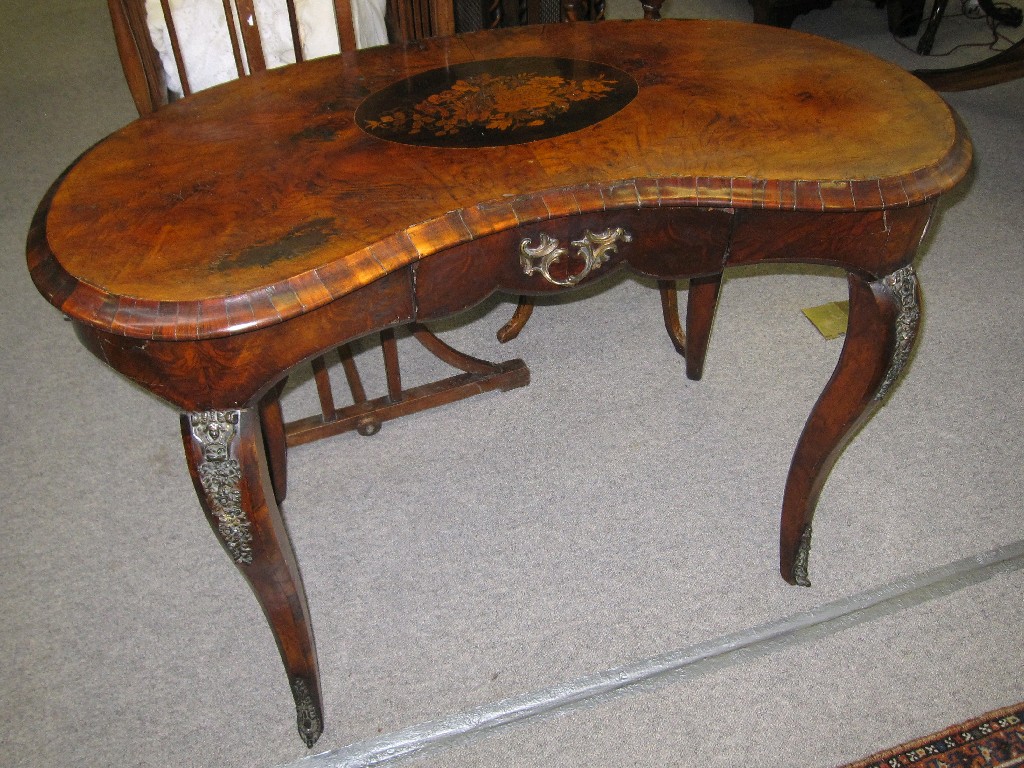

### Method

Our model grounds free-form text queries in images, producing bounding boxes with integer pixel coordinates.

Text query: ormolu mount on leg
[183,408,324,747]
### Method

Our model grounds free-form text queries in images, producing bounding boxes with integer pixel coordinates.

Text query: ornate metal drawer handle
[519,227,633,287]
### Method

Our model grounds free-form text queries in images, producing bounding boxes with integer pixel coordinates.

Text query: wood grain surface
[30,19,970,340]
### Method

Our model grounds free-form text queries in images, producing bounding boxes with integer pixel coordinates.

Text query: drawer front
[414,206,732,321]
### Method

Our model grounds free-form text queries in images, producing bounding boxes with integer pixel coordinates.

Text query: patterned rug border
[838,702,1024,768]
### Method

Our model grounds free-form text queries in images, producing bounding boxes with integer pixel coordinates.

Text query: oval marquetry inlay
[355,57,638,147]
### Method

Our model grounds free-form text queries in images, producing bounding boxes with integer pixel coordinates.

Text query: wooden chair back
[480,0,602,28]
[106,0,456,115]
[107,0,612,116]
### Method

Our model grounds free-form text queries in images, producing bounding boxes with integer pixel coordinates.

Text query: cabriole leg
[658,274,723,381]
[684,273,723,381]
[181,408,323,747]
[497,296,535,343]
[259,381,289,504]
[780,266,920,586]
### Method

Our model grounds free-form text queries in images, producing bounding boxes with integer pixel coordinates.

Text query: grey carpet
[1,0,1021,766]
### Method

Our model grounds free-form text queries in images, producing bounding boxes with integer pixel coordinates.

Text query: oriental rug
[838,702,1024,768]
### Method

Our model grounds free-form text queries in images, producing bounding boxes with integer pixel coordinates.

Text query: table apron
[72,203,934,411]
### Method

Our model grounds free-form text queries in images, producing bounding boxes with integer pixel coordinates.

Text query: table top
[30,19,970,340]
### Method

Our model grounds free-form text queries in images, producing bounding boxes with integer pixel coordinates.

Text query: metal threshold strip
[281,541,1024,768]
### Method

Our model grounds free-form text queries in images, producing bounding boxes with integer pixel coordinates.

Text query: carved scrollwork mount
[875,265,920,401]
[291,676,323,748]
[189,410,253,565]
[793,525,813,587]
[519,226,633,287]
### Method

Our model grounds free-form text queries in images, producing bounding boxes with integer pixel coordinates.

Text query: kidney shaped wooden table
[28,19,969,747]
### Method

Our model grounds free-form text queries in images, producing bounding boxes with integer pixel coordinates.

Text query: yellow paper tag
[802,301,850,340]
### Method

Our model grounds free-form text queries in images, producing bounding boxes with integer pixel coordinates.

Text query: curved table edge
[29,130,972,342]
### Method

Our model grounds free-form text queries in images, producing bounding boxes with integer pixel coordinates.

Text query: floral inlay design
[364,71,616,138]
[356,57,638,148]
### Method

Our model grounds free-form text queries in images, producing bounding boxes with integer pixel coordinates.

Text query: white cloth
[145,0,388,96]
